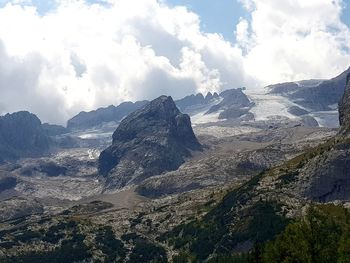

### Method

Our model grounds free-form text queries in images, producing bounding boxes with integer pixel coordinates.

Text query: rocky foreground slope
[98,96,202,189]
[159,73,350,261]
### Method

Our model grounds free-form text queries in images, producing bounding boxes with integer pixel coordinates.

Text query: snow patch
[247,91,299,121]
[191,110,225,125]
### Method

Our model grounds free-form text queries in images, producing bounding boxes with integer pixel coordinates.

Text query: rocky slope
[98,96,202,189]
[0,111,51,162]
[158,70,350,261]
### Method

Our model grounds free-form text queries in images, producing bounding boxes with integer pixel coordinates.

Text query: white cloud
[236,0,350,85]
[0,0,247,124]
[0,0,349,124]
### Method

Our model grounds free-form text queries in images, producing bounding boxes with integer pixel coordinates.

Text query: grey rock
[98,96,202,189]
[0,111,51,161]
[67,100,149,130]
[0,197,44,222]
[206,88,254,119]
[339,73,350,134]
[300,116,319,127]
[175,92,220,114]
[218,107,250,120]
[300,144,350,202]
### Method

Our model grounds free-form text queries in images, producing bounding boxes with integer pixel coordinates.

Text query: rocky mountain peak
[0,111,51,161]
[98,95,201,189]
[204,92,220,102]
[112,96,191,143]
[339,73,350,134]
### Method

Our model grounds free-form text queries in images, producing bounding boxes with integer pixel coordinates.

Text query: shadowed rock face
[289,75,350,202]
[0,111,50,161]
[339,73,350,134]
[269,67,350,112]
[98,96,202,189]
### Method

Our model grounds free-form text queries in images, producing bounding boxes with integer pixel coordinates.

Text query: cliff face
[339,73,350,134]
[98,96,201,189]
[0,111,50,161]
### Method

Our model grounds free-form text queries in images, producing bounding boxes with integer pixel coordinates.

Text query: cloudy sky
[0,0,350,124]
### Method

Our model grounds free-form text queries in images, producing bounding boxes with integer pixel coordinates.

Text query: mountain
[206,88,254,120]
[98,96,202,189]
[0,111,51,162]
[268,67,350,112]
[175,92,219,113]
[65,88,254,131]
[67,100,149,130]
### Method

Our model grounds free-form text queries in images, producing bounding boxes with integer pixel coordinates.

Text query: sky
[0,0,350,124]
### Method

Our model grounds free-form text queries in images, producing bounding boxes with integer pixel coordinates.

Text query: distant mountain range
[1,67,349,162]
[64,67,350,131]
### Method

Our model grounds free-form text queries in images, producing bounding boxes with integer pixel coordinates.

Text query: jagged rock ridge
[175,92,219,113]
[207,88,254,120]
[98,95,202,189]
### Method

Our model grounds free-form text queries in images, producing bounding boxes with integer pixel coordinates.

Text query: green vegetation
[0,217,126,263]
[166,169,289,262]
[129,241,167,263]
[94,226,126,262]
[262,204,350,263]
[167,204,350,263]
[1,239,91,263]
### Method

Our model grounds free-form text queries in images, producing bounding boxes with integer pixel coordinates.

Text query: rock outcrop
[98,96,202,189]
[0,111,50,161]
